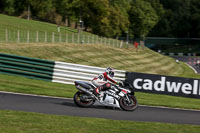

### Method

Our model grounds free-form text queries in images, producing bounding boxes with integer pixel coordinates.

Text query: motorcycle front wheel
[119,95,138,111]
[73,91,95,107]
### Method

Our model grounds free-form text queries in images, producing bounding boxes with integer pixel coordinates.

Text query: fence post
[87,35,89,44]
[17,30,20,43]
[45,32,47,43]
[106,38,108,46]
[140,40,144,50]
[97,36,99,45]
[36,31,38,42]
[72,33,74,43]
[120,40,123,48]
[112,39,114,47]
[5,29,8,43]
[126,41,129,48]
[27,30,29,43]
[59,33,61,43]
[66,33,68,43]
[78,34,80,44]
[52,32,54,43]
[81,34,84,44]
[92,35,95,44]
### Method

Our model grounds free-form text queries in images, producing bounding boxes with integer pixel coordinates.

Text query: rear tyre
[119,95,138,111]
[73,91,95,107]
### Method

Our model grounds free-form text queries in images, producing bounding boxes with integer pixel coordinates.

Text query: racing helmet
[105,67,115,77]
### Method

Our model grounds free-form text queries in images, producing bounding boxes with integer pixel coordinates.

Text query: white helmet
[105,67,115,77]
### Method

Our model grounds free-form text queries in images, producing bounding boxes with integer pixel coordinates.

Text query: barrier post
[17,30,20,43]
[66,33,68,43]
[52,32,54,43]
[78,34,80,44]
[120,40,123,48]
[92,35,95,44]
[5,29,8,43]
[59,33,61,43]
[45,32,47,43]
[36,31,38,42]
[27,30,29,43]
[72,33,74,43]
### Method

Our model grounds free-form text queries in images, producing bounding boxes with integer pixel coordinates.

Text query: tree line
[0,0,200,38]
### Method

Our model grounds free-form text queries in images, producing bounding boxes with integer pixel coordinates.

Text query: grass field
[0,42,197,78]
[0,14,77,33]
[0,110,200,133]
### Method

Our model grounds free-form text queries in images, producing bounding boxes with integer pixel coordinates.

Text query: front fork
[125,94,131,104]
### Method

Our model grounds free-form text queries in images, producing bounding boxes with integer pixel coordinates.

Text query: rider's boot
[94,87,103,98]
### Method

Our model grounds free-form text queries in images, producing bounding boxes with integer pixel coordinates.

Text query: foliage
[0,0,15,15]
[0,0,200,38]
[149,0,200,38]
[128,0,160,38]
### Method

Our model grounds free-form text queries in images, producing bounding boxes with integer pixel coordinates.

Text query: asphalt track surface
[0,92,200,125]
[172,56,200,73]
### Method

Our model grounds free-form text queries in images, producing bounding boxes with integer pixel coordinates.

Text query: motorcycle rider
[92,67,123,97]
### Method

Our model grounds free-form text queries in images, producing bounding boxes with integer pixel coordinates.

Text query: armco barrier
[0,53,54,81]
[52,62,126,84]
[126,72,200,99]
[0,53,126,85]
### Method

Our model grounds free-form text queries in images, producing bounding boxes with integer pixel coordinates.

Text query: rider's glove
[118,81,124,86]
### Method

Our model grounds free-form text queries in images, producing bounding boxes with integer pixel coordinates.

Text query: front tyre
[119,95,138,111]
[73,91,95,107]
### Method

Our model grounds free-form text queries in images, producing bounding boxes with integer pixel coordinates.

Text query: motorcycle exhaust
[76,85,94,96]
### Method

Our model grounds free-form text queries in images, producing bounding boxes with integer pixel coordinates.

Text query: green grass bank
[0,110,199,133]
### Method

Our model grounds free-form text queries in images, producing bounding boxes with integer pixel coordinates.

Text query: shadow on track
[57,101,122,111]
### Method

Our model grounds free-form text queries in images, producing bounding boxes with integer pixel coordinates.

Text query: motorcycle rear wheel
[73,91,95,107]
[119,95,138,111]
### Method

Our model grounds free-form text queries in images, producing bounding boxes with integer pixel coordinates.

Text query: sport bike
[73,81,138,111]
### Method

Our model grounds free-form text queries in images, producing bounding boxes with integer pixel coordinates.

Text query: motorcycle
[73,80,138,111]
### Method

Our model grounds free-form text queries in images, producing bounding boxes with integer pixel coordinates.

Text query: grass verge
[0,110,200,133]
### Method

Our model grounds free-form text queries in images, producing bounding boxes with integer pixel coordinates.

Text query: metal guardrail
[52,61,126,85]
[0,53,55,81]
[0,53,126,85]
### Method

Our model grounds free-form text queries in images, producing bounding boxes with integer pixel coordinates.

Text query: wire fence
[0,28,132,48]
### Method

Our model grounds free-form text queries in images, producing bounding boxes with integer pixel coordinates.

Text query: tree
[108,0,131,37]
[54,0,77,27]
[188,0,200,37]
[29,0,54,21]
[92,5,129,37]
[128,0,160,37]
[0,0,15,15]
[149,0,192,38]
